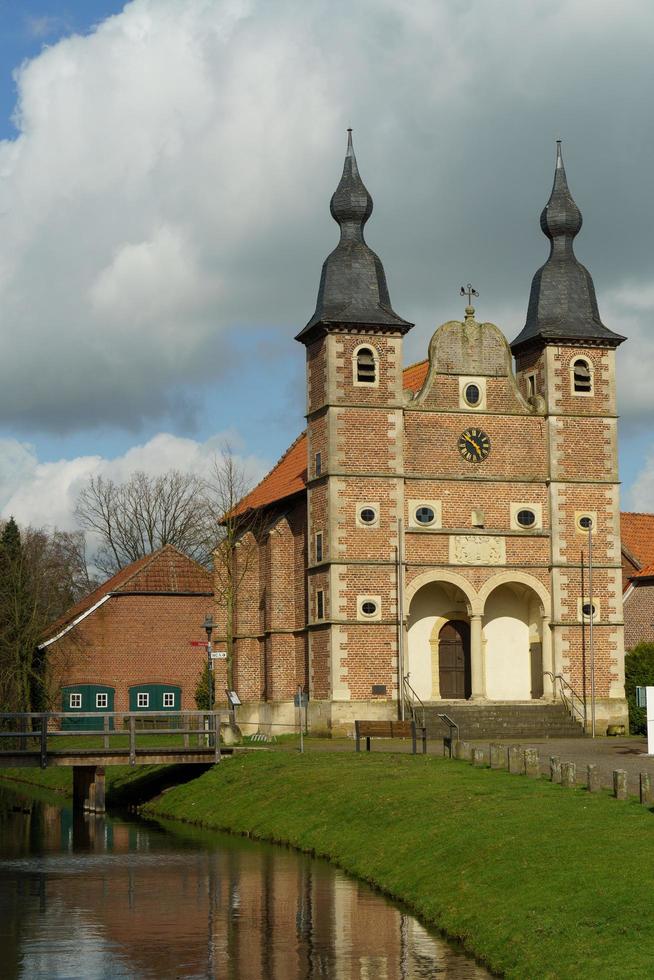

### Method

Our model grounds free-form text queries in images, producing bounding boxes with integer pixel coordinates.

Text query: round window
[582,603,597,617]
[579,516,593,530]
[516,509,536,528]
[361,601,378,617]
[415,506,435,526]
[464,383,481,406]
[359,507,377,525]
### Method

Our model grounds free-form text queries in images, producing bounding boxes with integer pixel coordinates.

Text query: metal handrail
[437,713,459,757]
[543,672,586,726]
[402,674,426,728]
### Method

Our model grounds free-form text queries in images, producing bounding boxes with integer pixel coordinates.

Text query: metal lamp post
[203,614,214,739]
[580,517,595,738]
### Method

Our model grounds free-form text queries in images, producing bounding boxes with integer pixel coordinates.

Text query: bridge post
[73,765,106,814]
[40,715,48,769]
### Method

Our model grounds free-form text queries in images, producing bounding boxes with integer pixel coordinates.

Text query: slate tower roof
[296,130,412,344]
[511,142,625,355]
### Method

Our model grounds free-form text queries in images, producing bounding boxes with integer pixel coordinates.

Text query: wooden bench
[354,719,427,754]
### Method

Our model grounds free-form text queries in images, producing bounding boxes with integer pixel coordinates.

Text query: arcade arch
[405,571,553,702]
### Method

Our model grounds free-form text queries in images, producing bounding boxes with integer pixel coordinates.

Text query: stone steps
[420,702,584,739]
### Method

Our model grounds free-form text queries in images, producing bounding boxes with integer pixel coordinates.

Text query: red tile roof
[235,360,430,516]
[42,545,212,643]
[621,513,654,571]
[402,359,429,393]
[631,562,654,580]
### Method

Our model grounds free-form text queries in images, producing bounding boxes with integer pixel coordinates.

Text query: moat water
[0,783,490,979]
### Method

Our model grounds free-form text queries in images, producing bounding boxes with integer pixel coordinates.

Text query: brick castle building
[216,132,629,736]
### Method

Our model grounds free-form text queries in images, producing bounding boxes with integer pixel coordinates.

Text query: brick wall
[624,581,654,650]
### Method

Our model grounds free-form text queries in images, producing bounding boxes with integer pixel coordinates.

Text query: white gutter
[38,593,113,650]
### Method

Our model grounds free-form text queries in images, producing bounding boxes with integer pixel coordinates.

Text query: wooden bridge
[0,710,226,814]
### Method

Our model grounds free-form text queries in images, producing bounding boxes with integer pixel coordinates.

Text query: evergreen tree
[194,661,215,712]
[0,518,34,712]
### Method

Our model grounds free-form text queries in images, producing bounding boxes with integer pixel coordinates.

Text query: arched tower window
[354,346,377,385]
[572,357,593,394]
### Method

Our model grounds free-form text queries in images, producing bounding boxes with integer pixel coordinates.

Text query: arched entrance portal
[406,579,475,701]
[438,621,471,699]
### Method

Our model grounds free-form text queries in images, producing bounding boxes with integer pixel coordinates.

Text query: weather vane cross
[460,283,479,306]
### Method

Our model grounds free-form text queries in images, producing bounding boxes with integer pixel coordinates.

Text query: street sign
[637,686,648,708]
[294,692,308,707]
[189,641,207,647]
[210,651,227,660]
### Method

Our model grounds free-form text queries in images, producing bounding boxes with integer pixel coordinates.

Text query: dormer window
[354,346,377,385]
[572,358,592,394]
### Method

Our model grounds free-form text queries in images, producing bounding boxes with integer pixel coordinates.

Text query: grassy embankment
[140,751,654,980]
[3,749,653,977]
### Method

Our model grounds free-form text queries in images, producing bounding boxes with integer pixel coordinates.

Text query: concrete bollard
[550,756,561,783]
[561,761,576,788]
[490,743,508,770]
[640,772,652,805]
[613,769,628,800]
[472,747,486,767]
[586,764,601,793]
[523,748,540,778]
[459,741,472,762]
[508,745,523,774]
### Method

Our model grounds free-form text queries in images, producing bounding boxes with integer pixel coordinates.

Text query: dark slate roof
[296,130,412,344]
[511,143,625,355]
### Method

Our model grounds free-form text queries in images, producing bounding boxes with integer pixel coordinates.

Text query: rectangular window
[163,692,175,708]
[527,373,536,397]
[137,692,149,708]
[69,693,82,709]
[315,451,322,477]
[316,589,325,620]
[315,531,323,563]
[96,693,108,708]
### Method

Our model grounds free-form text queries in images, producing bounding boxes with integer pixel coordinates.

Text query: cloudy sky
[0,0,653,533]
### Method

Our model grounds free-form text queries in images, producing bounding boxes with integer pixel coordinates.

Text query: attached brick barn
[41,545,215,722]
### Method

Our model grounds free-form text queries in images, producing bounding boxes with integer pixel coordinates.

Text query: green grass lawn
[139,752,654,979]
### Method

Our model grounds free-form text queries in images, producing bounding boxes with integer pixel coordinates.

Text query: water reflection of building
[5,802,487,978]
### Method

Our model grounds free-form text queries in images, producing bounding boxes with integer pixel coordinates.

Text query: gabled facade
[218,135,629,734]
[42,545,214,719]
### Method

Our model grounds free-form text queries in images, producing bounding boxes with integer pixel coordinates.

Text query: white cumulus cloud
[0,431,267,532]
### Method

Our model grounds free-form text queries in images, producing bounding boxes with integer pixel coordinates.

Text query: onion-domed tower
[296,131,412,731]
[513,142,628,732]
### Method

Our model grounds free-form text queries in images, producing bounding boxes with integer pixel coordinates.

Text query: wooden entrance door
[438,621,471,699]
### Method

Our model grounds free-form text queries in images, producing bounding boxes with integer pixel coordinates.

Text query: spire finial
[539,140,582,243]
[329,128,373,232]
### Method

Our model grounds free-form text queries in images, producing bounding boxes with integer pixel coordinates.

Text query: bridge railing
[0,710,227,766]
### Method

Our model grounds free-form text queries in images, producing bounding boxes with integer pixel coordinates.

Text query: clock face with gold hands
[458,427,491,463]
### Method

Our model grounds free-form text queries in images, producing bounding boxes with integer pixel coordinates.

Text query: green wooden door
[61,684,115,730]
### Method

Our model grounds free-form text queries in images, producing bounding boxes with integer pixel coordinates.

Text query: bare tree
[75,470,214,575]
[207,447,264,693]
[75,454,263,696]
